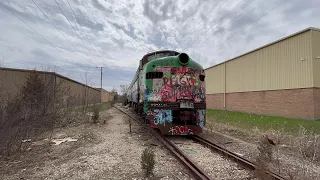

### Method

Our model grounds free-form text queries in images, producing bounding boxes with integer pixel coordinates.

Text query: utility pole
[96,66,107,105]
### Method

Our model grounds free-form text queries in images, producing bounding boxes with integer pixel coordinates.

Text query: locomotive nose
[178,53,189,65]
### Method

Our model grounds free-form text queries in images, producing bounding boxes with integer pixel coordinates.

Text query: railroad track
[189,135,286,180]
[113,105,212,179]
[113,104,287,180]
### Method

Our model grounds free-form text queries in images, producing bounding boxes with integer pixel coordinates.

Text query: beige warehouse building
[205,27,320,120]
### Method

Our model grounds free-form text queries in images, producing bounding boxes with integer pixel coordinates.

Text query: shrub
[141,147,155,177]
[253,134,274,179]
[92,104,101,123]
[0,70,75,156]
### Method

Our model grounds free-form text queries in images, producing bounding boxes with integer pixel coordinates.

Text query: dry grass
[0,70,100,157]
[206,115,320,163]
[205,116,320,180]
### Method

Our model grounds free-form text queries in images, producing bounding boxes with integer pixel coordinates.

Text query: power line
[181,0,229,48]
[31,0,93,62]
[66,0,105,62]
[0,1,71,60]
[186,0,249,50]
[213,0,288,50]
[54,0,97,60]
[168,0,199,48]
[187,0,263,51]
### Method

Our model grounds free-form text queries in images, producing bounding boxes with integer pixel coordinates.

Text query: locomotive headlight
[178,53,189,65]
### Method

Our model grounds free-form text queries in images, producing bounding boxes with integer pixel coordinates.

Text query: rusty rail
[150,130,212,180]
[113,105,212,180]
[191,135,287,180]
[113,104,286,180]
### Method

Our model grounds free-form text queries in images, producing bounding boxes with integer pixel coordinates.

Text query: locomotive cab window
[146,72,163,79]
[199,75,205,81]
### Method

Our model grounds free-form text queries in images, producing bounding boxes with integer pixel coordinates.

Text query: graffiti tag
[197,110,205,128]
[149,109,172,126]
[169,126,193,135]
[147,66,205,102]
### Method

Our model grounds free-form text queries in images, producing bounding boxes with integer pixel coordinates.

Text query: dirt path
[0,106,193,180]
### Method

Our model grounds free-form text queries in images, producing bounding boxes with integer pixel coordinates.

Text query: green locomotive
[127,50,206,135]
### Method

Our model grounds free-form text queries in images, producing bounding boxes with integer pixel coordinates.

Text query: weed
[141,147,155,177]
[92,104,101,123]
[0,70,98,156]
[253,134,275,179]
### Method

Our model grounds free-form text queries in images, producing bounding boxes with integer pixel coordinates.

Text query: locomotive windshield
[147,51,177,61]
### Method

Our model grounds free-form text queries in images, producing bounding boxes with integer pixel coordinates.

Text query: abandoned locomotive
[126,50,206,135]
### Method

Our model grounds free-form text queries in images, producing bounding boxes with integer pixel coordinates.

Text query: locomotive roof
[142,50,180,59]
[129,50,202,88]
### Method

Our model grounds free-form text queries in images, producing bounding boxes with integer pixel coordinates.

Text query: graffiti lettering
[149,109,172,126]
[169,126,193,135]
[197,110,205,128]
[146,66,205,102]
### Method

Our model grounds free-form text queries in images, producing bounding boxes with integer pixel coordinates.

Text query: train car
[127,50,206,135]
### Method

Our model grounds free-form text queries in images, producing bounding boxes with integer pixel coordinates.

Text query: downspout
[224,62,226,108]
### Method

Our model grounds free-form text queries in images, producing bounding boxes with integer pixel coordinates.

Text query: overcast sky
[0,0,319,92]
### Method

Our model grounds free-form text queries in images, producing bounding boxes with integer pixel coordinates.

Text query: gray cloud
[0,0,320,92]
[143,0,178,24]
[91,0,111,13]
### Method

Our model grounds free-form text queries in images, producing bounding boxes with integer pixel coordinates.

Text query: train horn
[178,53,189,65]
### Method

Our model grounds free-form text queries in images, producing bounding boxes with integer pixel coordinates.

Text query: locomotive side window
[146,72,163,79]
[199,75,205,81]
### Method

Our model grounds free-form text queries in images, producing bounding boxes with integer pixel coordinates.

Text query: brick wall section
[206,93,225,109]
[206,88,318,120]
[314,88,320,120]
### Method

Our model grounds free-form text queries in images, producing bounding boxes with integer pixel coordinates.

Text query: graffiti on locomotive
[144,66,206,102]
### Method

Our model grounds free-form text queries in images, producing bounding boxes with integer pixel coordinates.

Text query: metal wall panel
[205,63,225,94]
[0,69,28,100]
[0,68,101,107]
[205,30,314,94]
[313,30,320,87]
[55,76,101,106]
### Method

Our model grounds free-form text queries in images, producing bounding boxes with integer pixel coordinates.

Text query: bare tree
[0,69,80,156]
[111,87,117,94]
[79,70,93,114]
[119,85,129,105]
[120,84,129,95]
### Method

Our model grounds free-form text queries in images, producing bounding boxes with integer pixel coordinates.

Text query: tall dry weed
[0,70,90,156]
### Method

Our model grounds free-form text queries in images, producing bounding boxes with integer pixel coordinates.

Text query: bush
[0,71,74,156]
[92,104,101,123]
[141,147,155,177]
[253,134,274,179]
